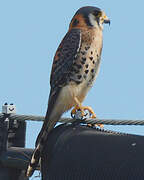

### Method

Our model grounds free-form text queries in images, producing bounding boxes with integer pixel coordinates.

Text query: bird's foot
[71,105,96,118]
[71,105,85,119]
[83,106,103,128]
[71,105,103,128]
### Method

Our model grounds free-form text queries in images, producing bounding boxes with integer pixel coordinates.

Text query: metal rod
[1,113,144,125]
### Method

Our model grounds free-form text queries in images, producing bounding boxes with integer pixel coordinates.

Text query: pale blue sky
[1,0,144,179]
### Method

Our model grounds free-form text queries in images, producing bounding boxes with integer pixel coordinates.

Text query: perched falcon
[26,6,110,177]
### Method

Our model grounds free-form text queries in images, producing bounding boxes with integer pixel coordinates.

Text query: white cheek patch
[88,14,98,27]
[88,13,103,30]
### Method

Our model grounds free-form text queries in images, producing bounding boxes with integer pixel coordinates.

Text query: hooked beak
[104,19,110,25]
[103,15,110,25]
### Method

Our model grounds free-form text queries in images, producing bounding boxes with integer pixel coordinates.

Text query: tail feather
[26,118,58,177]
[26,110,63,177]
[35,88,61,147]
[26,87,70,177]
[26,144,41,177]
[26,145,41,177]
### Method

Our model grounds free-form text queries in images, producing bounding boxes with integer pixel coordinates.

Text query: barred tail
[26,112,61,177]
[26,107,63,177]
[26,144,41,177]
[26,88,66,177]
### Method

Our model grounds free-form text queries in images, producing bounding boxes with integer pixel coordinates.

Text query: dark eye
[93,11,101,17]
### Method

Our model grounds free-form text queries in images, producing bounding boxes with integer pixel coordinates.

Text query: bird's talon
[98,124,104,128]
[94,123,104,128]
[71,112,75,118]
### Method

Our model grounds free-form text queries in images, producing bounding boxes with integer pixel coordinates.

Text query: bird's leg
[71,97,103,128]
[71,97,95,118]
[71,98,85,117]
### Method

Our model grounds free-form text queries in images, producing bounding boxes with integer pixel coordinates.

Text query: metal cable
[0,113,144,125]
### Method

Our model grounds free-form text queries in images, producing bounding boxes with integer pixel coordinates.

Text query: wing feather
[35,28,81,146]
[50,28,81,89]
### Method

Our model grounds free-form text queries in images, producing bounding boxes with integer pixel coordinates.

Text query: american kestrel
[26,6,110,177]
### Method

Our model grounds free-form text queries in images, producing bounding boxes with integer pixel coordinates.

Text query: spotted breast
[68,28,103,103]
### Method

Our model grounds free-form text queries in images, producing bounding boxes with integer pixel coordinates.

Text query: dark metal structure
[0,115,30,180]
[41,124,144,180]
[0,103,144,180]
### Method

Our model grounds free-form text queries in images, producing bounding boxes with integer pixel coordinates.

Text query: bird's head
[69,6,110,30]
